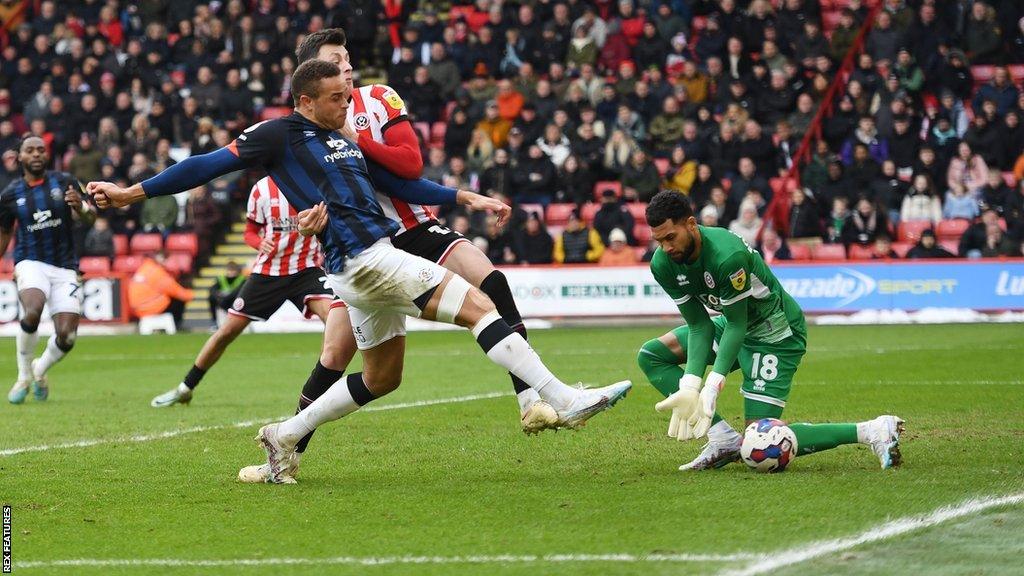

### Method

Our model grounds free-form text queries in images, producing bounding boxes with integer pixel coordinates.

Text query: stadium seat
[592,181,622,202]
[633,223,653,244]
[936,219,970,241]
[654,158,670,176]
[625,202,647,221]
[430,122,446,145]
[412,122,430,143]
[892,242,913,258]
[138,312,176,335]
[164,252,194,276]
[633,247,647,260]
[940,239,960,255]
[811,244,847,260]
[130,233,164,255]
[258,106,292,121]
[545,203,575,225]
[821,11,842,33]
[165,232,199,256]
[113,234,129,256]
[581,202,601,223]
[847,244,874,260]
[79,256,111,274]
[1009,64,1024,84]
[971,65,995,84]
[898,221,933,243]
[113,255,145,273]
[788,244,811,260]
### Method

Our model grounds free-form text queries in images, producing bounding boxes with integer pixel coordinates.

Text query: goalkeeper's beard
[672,228,697,263]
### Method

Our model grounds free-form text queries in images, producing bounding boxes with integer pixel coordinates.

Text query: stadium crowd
[2,0,1024,268]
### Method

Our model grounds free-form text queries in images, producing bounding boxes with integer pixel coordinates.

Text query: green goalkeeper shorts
[669,315,807,419]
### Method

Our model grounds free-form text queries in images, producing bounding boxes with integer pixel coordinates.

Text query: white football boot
[679,437,743,471]
[521,400,559,435]
[150,383,193,408]
[238,452,300,484]
[554,380,632,429]
[255,423,299,483]
[863,415,905,469]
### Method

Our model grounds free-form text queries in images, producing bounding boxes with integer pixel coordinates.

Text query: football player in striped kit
[149,175,337,407]
[1,136,94,404]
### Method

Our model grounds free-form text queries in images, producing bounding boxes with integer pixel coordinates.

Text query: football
[741,418,799,473]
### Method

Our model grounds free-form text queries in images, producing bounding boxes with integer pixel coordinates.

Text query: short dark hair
[296,28,347,64]
[292,60,342,105]
[646,190,693,227]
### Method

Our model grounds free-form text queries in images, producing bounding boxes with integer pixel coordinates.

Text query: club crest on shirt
[704,271,715,288]
[232,297,245,310]
[353,113,370,130]
[729,269,747,291]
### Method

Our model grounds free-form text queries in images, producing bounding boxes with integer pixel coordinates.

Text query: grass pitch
[1,323,1023,575]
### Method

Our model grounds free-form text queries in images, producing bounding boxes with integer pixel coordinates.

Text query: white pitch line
[0,391,509,458]
[14,552,755,570]
[719,491,1024,576]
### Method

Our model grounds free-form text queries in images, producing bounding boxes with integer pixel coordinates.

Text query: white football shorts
[326,238,446,350]
[14,259,83,316]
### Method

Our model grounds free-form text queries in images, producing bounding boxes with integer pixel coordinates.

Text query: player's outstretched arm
[89,148,247,208]
[360,120,423,179]
[367,161,510,225]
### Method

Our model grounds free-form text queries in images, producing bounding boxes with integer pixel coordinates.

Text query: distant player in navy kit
[0,136,95,404]
[88,60,631,483]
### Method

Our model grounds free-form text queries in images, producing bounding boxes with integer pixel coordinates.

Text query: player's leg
[151,312,252,407]
[9,285,46,404]
[739,335,904,469]
[421,270,631,428]
[29,311,79,401]
[440,240,555,433]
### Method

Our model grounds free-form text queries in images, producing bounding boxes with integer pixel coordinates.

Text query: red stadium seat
[1009,64,1024,84]
[581,202,601,223]
[892,242,913,258]
[130,233,164,255]
[940,239,960,255]
[259,107,292,121]
[545,203,575,225]
[79,256,111,274]
[430,122,446,145]
[788,244,812,260]
[113,255,145,273]
[633,223,652,244]
[654,158,670,176]
[165,232,199,256]
[898,221,933,243]
[625,202,647,221]
[164,252,194,276]
[811,244,847,260]
[412,122,430,143]
[821,11,842,33]
[971,65,995,84]
[847,244,874,260]
[936,219,970,241]
[113,234,129,256]
[592,181,622,202]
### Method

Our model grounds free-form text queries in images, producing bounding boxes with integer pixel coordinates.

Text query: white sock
[472,311,578,411]
[276,375,362,445]
[708,419,742,445]
[856,421,871,443]
[16,327,39,381]
[516,388,542,413]
[34,335,67,377]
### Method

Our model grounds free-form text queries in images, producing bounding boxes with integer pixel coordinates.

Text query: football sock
[637,338,684,397]
[479,270,535,403]
[789,423,858,456]
[708,418,741,445]
[472,311,578,411]
[277,373,374,446]
[294,362,344,453]
[34,334,69,377]
[181,365,206,390]
[16,321,39,381]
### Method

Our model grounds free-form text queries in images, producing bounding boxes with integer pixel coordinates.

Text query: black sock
[295,361,345,453]
[479,271,531,394]
[345,372,376,406]
[182,365,206,389]
[20,320,37,334]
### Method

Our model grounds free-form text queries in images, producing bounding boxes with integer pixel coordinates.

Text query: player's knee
[319,343,353,371]
[21,309,43,329]
[638,339,676,375]
[55,331,76,352]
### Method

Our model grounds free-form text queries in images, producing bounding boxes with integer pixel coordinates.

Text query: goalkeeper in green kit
[637,191,904,471]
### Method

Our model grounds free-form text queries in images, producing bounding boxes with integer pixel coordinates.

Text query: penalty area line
[0,391,510,458]
[14,552,755,570]
[718,491,1024,576]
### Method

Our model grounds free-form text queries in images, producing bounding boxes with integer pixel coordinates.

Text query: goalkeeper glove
[655,374,702,441]
[693,371,727,438]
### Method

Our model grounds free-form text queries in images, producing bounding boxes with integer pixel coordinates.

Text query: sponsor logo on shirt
[730,268,747,291]
[382,90,404,110]
[676,273,689,286]
[26,209,62,232]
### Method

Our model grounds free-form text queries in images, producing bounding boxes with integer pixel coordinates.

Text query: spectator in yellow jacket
[554,209,604,264]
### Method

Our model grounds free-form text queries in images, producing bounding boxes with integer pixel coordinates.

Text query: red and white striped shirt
[347,84,434,234]
[246,176,321,276]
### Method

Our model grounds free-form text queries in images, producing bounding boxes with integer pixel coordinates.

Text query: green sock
[637,339,684,398]
[790,423,859,457]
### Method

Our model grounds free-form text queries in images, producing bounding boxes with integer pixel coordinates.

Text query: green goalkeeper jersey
[650,225,805,378]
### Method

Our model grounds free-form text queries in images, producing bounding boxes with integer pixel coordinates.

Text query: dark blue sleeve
[141,148,247,198]
[367,160,458,205]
